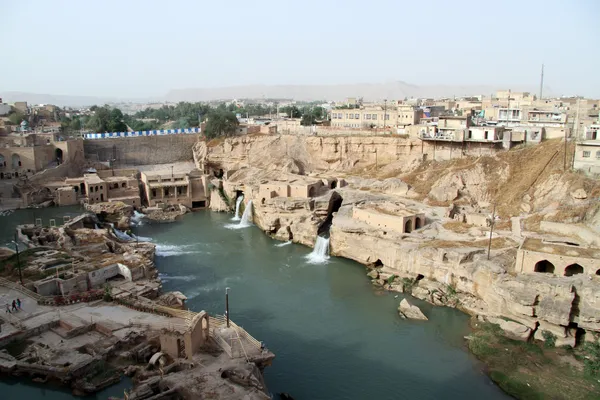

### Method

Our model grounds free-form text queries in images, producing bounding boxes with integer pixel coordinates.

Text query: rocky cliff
[194,135,427,176]
[197,134,600,347]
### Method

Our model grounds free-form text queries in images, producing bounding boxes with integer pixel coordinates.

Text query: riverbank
[217,188,600,400]
[467,321,600,399]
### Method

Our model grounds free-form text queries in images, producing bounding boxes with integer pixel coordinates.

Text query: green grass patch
[468,321,600,399]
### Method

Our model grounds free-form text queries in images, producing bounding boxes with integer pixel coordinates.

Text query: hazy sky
[1,0,599,98]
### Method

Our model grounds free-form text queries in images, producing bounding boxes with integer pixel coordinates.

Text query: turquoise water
[0,208,509,399]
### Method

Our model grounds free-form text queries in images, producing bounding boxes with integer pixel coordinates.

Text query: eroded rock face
[143,205,188,222]
[398,298,428,320]
[85,201,133,230]
[486,317,532,341]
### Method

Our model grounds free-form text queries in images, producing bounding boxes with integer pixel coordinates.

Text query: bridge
[84,127,200,140]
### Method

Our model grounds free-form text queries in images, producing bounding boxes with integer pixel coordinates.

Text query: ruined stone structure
[516,238,600,276]
[159,311,210,360]
[0,139,83,180]
[352,204,425,234]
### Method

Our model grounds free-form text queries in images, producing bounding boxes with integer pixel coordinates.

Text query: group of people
[5,298,22,313]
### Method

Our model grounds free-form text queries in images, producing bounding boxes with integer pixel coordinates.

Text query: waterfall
[305,236,330,264]
[113,227,133,241]
[131,210,145,226]
[225,200,253,230]
[232,195,244,221]
[239,200,253,226]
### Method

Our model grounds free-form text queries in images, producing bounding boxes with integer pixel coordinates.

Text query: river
[0,207,509,399]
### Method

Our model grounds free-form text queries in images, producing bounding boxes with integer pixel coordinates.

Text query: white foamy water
[225,200,253,230]
[305,236,330,264]
[232,195,244,221]
[113,227,133,241]
[132,234,152,242]
[131,210,146,226]
[155,243,203,257]
[158,273,199,282]
[183,276,242,299]
[275,241,292,247]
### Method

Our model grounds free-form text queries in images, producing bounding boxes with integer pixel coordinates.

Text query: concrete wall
[573,143,600,175]
[58,274,89,295]
[88,263,133,287]
[84,134,199,166]
[465,213,489,227]
[258,183,289,200]
[34,279,60,296]
[159,333,181,359]
[57,187,78,206]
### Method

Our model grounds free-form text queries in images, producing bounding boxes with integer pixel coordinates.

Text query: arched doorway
[80,183,86,195]
[596,269,600,276]
[534,260,555,273]
[415,217,423,229]
[404,219,413,233]
[55,148,63,164]
[12,154,21,168]
[330,180,337,189]
[564,264,584,277]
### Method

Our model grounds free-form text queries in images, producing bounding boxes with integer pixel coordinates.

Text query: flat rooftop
[131,161,196,174]
[83,174,105,184]
[521,237,600,259]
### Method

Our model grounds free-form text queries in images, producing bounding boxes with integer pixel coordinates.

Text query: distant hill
[164,81,545,102]
[2,81,548,107]
[1,92,127,107]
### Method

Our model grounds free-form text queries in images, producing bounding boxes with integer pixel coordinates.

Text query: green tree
[301,113,316,126]
[312,106,326,119]
[86,106,127,132]
[7,111,26,125]
[69,118,82,131]
[204,110,239,139]
[280,106,301,118]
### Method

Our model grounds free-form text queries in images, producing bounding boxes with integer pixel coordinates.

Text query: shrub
[541,330,557,348]
[583,339,600,377]
[103,284,113,302]
[401,277,415,294]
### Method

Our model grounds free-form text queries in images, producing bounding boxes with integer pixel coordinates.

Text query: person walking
[12,300,17,312]
[5,304,11,314]
[16,298,21,309]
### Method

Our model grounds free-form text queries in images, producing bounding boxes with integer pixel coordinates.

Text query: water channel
[0,207,510,399]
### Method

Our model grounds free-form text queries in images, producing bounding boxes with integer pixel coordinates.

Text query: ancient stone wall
[84,134,199,166]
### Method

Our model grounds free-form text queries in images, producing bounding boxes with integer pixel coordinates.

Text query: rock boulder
[398,299,428,321]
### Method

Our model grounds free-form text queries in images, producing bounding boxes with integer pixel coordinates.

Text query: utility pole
[225,287,230,328]
[13,233,23,285]
[487,204,496,260]
[539,64,544,100]
[506,89,511,126]
[171,165,174,178]
[564,128,568,171]
[383,99,387,129]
